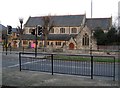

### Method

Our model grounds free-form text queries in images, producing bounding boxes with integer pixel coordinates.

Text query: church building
[12,14,112,50]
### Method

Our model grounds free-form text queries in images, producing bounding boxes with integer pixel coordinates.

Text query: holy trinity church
[12,14,112,50]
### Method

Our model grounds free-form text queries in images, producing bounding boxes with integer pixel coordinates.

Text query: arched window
[82,33,89,46]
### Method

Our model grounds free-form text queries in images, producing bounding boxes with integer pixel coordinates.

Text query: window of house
[56,42,57,45]
[58,42,61,45]
[47,42,49,45]
[23,40,28,45]
[39,42,42,45]
[50,28,54,33]
[13,33,16,37]
[82,33,89,46]
[29,29,34,33]
[39,42,42,47]
[51,42,53,46]
[60,28,65,33]
[56,42,61,46]
[63,42,66,46]
[71,28,77,33]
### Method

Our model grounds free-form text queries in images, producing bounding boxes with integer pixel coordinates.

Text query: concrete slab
[2,68,119,86]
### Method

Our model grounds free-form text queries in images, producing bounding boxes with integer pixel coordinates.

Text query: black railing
[19,52,116,81]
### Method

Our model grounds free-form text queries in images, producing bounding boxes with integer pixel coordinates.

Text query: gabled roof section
[0,24,6,31]
[24,16,44,27]
[24,15,85,27]
[50,15,85,27]
[86,17,112,30]
[12,28,18,33]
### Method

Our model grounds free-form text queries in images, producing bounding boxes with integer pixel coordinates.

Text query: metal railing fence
[19,52,115,81]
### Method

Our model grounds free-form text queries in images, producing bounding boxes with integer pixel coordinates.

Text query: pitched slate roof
[15,34,36,40]
[24,15,85,27]
[0,24,18,33]
[47,34,77,41]
[12,28,18,33]
[15,34,77,41]
[0,24,6,31]
[86,18,112,30]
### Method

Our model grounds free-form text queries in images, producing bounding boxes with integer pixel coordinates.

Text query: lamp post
[19,18,23,30]
[19,18,23,48]
[90,0,93,56]
[90,30,94,55]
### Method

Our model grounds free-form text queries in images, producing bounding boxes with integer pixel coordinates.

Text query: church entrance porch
[69,43,74,50]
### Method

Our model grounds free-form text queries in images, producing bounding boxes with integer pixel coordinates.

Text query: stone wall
[76,26,97,50]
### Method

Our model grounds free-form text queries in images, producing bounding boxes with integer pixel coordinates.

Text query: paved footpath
[2,67,119,87]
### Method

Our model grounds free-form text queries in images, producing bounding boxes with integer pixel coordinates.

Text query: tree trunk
[19,34,22,48]
[44,34,47,51]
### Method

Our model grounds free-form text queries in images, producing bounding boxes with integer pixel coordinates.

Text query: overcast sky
[0,0,119,27]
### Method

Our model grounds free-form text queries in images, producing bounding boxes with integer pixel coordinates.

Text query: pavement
[2,67,119,87]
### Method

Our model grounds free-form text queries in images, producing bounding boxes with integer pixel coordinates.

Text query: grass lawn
[53,55,120,63]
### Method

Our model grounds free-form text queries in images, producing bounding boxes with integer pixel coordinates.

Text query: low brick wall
[3,47,119,55]
[98,45,120,50]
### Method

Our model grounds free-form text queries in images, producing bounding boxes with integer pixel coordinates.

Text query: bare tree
[42,15,54,49]
[17,19,25,48]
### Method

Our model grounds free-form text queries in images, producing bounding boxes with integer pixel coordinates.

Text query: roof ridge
[30,14,85,18]
[87,17,111,19]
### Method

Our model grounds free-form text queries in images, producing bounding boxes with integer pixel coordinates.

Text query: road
[2,52,119,81]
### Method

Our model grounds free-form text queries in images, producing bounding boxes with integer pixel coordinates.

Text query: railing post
[113,56,115,81]
[19,52,22,71]
[51,54,53,75]
[91,55,93,79]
